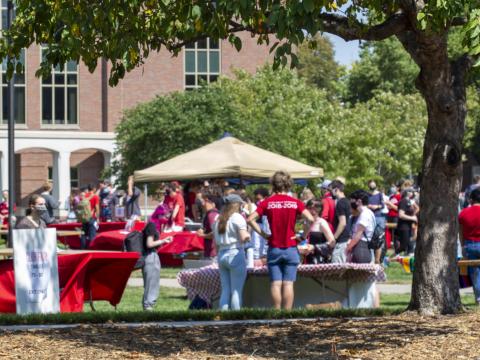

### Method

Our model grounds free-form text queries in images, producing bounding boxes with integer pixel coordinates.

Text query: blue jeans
[375,215,386,230]
[218,248,247,310]
[464,241,480,302]
[81,219,97,249]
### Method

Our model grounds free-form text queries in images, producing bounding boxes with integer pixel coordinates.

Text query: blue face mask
[35,205,47,212]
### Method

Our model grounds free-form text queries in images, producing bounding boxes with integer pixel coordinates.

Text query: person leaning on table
[213,194,251,310]
[141,222,173,311]
[16,194,47,229]
[248,170,314,310]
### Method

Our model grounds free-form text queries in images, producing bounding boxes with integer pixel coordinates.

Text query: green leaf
[233,36,242,51]
[303,0,314,13]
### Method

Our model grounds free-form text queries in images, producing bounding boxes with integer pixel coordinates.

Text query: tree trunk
[398,32,468,315]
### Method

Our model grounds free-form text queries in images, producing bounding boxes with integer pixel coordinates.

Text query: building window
[48,166,53,182]
[184,38,220,90]
[1,49,25,124]
[70,167,79,188]
[0,2,26,124]
[41,48,78,125]
[48,166,79,188]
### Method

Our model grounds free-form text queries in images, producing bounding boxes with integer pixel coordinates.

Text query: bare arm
[399,209,417,222]
[248,211,269,238]
[302,209,314,223]
[127,176,134,197]
[319,219,335,247]
[346,224,365,252]
[239,229,251,243]
[385,199,398,211]
[171,204,180,220]
[333,215,346,240]
[146,235,172,249]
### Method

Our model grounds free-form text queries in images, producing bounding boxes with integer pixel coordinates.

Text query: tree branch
[318,12,409,41]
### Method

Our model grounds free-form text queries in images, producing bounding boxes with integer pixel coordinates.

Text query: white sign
[13,228,60,314]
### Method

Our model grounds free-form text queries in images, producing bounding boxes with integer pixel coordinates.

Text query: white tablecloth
[177,263,386,309]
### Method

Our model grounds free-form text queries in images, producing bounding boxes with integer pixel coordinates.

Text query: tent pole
[143,183,148,221]
[7,0,15,248]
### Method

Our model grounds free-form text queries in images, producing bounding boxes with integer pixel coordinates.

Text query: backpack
[123,230,146,269]
[76,196,93,223]
[368,223,385,250]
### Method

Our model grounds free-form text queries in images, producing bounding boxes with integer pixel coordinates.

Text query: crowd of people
[138,171,425,310]
[0,170,479,310]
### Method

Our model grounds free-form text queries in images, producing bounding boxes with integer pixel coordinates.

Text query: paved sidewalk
[128,278,474,295]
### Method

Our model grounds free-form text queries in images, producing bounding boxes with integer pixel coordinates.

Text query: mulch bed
[0,311,479,359]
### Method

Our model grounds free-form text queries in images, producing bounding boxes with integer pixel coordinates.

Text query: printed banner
[13,228,60,314]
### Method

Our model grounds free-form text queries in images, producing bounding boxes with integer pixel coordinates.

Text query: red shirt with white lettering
[459,205,480,242]
[256,193,305,248]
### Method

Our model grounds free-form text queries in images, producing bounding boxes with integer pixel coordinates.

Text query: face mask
[35,205,47,212]
[369,185,376,191]
[350,201,358,210]
[331,192,337,200]
[165,189,171,196]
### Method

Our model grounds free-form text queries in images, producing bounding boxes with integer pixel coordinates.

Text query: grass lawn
[384,261,413,284]
[88,286,476,313]
[130,267,181,279]
[0,286,475,326]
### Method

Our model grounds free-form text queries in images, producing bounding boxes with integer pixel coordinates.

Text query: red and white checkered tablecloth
[177,263,386,303]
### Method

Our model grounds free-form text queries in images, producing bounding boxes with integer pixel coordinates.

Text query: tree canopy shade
[5,0,480,315]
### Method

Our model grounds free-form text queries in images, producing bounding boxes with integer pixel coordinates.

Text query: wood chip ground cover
[0,311,479,359]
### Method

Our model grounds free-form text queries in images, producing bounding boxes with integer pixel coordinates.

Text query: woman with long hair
[213,194,250,310]
[304,200,335,264]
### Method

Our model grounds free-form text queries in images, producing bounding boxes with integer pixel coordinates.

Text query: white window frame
[184,38,221,90]
[40,47,79,126]
[0,3,27,126]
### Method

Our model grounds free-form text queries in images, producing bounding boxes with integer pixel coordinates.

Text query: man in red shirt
[459,188,480,303]
[164,181,185,231]
[319,180,335,230]
[86,184,100,219]
[248,171,313,310]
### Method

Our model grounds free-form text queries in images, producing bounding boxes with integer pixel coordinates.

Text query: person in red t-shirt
[164,181,185,231]
[248,171,313,310]
[318,180,335,230]
[459,188,480,303]
[86,184,100,219]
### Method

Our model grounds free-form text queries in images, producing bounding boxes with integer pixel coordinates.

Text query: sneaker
[144,306,154,311]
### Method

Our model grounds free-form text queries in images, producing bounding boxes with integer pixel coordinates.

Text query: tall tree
[343,38,419,103]
[4,0,480,315]
[114,68,426,190]
[296,33,342,94]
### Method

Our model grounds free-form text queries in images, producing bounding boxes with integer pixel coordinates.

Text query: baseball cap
[317,179,332,189]
[224,194,244,204]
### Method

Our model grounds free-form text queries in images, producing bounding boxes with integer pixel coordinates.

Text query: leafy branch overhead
[2,1,480,85]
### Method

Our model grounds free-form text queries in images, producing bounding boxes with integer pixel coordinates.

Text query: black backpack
[368,223,385,250]
[123,230,146,269]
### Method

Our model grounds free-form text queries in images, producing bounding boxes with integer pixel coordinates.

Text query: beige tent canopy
[134,137,323,182]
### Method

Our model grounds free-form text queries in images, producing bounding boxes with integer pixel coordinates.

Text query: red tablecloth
[89,230,205,267]
[49,222,128,249]
[0,251,139,313]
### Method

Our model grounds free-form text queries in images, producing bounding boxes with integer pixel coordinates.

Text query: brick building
[0,33,271,212]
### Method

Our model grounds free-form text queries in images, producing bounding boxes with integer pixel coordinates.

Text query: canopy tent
[134,136,323,182]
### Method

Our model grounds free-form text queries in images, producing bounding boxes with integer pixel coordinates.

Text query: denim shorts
[267,247,300,282]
